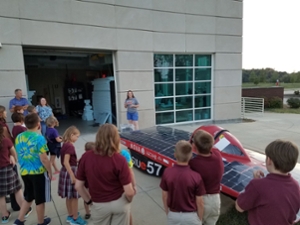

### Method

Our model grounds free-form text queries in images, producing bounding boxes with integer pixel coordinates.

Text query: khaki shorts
[91,194,131,225]
[202,194,221,225]
[167,211,202,225]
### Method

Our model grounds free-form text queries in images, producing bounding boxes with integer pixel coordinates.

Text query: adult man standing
[9,89,29,115]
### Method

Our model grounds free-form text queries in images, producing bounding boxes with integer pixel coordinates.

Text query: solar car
[120,125,300,222]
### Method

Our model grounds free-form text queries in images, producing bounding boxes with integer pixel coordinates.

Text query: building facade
[0,0,242,128]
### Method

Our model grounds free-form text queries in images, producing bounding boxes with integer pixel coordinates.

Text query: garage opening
[23,48,116,131]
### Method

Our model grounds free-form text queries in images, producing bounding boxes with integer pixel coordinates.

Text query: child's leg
[17,200,33,222]
[36,203,46,224]
[71,198,79,220]
[0,196,9,217]
[14,189,24,211]
[84,201,90,215]
[133,121,139,130]
[66,198,73,216]
[130,213,133,225]
[50,155,59,172]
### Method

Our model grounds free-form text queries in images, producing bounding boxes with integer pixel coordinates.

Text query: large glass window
[154,54,213,124]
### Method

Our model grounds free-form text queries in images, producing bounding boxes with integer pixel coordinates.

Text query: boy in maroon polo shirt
[189,130,224,225]
[236,140,300,225]
[160,140,205,225]
[11,113,27,143]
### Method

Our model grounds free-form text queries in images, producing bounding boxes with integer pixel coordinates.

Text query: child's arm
[129,168,137,192]
[9,146,18,163]
[75,181,91,203]
[55,136,62,142]
[196,196,204,221]
[123,183,135,202]
[162,190,169,215]
[9,155,16,166]
[40,152,52,180]
[54,129,62,142]
[64,154,76,184]
[3,127,13,142]
[235,201,244,212]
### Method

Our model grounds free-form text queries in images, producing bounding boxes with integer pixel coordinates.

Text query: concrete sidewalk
[5,112,300,225]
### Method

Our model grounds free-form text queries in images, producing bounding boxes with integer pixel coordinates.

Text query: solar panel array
[221,161,268,193]
[121,126,192,160]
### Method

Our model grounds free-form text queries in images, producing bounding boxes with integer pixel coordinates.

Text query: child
[0,105,13,141]
[11,113,27,142]
[58,126,87,225]
[27,105,37,114]
[81,142,95,220]
[189,130,224,225]
[13,113,51,225]
[13,106,24,114]
[0,126,24,224]
[27,105,42,134]
[236,140,300,225]
[46,116,62,175]
[160,140,205,224]
[7,112,32,215]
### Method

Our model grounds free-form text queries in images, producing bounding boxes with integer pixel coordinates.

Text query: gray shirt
[125,97,139,113]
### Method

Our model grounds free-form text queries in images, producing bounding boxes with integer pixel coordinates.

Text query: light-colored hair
[27,105,36,113]
[62,126,80,143]
[193,130,214,154]
[175,140,193,162]
[46,116,59,127]
[0,105,6,123]
[85,142,95,151]
[95,124,120,156]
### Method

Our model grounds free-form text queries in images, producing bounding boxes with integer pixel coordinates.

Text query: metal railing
[241,97,264,118]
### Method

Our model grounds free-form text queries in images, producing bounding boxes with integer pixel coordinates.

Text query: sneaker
[13,219,25,225]
[38,217,51,225]
[66,216,73,223]
[84,214,91,220]
[70,216,87,225]
[25,207,33,218]
[1,211,11,224]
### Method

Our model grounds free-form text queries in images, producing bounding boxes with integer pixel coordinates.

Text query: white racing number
[131,155,163,176]
[146,161,162,176]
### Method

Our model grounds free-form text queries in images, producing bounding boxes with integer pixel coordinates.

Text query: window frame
[154,54,214,125]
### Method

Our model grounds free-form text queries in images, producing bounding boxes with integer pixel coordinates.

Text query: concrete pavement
[5,112,300,225]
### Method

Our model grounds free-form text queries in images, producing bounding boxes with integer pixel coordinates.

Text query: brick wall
[242,87,284,100]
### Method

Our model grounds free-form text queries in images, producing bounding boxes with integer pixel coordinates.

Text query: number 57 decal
[146,161,162,176]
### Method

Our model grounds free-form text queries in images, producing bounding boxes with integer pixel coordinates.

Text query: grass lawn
[265,108,300,114]
[217,206,300,225]
[217,206,248,225]
[242,82,300,89]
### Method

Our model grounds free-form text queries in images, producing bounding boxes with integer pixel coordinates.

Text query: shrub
[268,97,283,108]
[294,90,299,95]
[287,98,300,109]
[262,96,283,109]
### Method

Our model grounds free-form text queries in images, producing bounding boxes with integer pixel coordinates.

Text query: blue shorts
[127,112,138,121]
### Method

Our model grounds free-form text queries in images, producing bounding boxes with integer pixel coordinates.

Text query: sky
[243,0,300,73]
